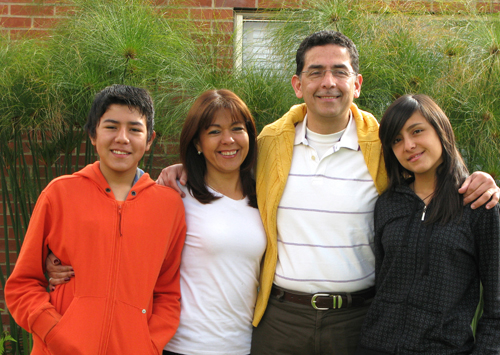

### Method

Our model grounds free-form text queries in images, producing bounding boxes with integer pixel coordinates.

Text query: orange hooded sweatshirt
[5,162,186,355]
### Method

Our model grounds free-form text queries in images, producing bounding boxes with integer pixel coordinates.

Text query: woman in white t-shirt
[47,89,266,355]
[163,89,266,355]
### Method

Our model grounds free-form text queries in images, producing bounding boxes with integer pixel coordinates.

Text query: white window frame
[233,12,284,72]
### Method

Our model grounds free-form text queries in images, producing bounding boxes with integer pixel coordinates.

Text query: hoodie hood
[74,161,155,201]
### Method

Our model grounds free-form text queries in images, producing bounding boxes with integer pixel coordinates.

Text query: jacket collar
[266,102,380,142]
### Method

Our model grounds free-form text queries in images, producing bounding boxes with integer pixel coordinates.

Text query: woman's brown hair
[179,89,258,207]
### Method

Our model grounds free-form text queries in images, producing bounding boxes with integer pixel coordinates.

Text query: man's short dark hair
[85,84,155,141]
[295,30,359,76]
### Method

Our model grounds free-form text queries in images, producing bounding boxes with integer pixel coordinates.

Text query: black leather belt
[271,284,375,310]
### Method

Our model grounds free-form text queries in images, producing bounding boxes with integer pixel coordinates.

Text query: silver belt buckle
[311,293,343,310]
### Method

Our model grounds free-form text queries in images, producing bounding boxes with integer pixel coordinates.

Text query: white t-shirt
[165,183,266,355]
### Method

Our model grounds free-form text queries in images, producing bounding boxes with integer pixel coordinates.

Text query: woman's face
[391,111,443,181]
[195,109,249,180]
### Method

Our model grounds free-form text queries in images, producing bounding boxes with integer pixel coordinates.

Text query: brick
[216,55,232,68]
[0,264,7,277]
[211,31,231,43]
[165,143,180,155]
[2,215,11,226]
[218,42,233,56]
[215,0,255,8]
[11,4,55,16]
[0,229,14,241]
[0,0,37,3]
[155,141,168,149]
[354,0,387,12]
[160,7,190,18]
[21,154,34,165]
[54,5,78,16]
[476,2,491,13]
[213,8,233,19]
[171,0,212,6]
[41,0,75,3]
[33,17,59,28]
[0,5,7,15]
[388,0,432,12]
[257,0,300,9]
[191,19,212,31]
[213,19,233,33]
[152,0,172,5]
[434,1,469,13]
[0,265,10,279]
[190,8,213,19]
[0,252,18,264]
[1,315,10,329]
[3,239,19,253]
[0,17,32,28]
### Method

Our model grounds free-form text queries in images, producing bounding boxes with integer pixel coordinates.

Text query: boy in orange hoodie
[5,84,186,355]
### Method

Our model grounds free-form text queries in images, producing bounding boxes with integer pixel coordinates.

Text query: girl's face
[195,109,249,181]
[391,111,443,181]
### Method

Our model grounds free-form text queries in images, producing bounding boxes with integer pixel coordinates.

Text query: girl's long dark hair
[379,94,469,224]
[179,89,258,208]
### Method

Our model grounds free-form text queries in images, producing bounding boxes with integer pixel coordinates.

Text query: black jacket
[357,184,500,354]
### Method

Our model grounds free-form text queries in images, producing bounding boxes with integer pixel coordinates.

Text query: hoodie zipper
[98,202,124,353]
[118,204,123,236]
[421,205,427,221]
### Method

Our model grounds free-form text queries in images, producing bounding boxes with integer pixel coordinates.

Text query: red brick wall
[0,0,305,38]
[1,0,499,39]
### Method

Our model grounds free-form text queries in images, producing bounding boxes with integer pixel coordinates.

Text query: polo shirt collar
[294,110,359,151]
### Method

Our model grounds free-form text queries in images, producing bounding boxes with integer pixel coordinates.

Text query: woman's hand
[46,253,74,291]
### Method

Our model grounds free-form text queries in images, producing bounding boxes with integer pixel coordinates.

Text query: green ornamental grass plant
[0,0,498,352]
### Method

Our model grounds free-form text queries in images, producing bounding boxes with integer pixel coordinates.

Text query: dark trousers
[251,292,371,355]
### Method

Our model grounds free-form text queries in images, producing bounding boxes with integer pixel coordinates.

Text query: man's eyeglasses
[301,69,357,81]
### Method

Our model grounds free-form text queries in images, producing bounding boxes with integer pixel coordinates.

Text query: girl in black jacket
[357,94,500,354]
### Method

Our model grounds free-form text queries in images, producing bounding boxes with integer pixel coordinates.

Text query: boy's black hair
[296,30,359,76]
[85,84,155,141]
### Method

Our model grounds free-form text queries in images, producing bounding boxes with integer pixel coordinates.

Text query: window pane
[241,20,283,71]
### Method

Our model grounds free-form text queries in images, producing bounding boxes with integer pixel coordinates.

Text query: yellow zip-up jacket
[253,103,388,326]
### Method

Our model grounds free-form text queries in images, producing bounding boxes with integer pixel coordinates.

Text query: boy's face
[90,104,155,182]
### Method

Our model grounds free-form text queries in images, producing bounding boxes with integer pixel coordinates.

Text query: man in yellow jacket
[250,30,499,355]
